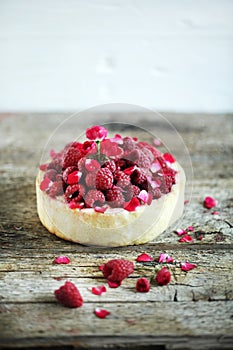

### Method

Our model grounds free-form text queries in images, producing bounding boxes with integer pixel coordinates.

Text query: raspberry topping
[96,168,114,191]
[39,124,178,211]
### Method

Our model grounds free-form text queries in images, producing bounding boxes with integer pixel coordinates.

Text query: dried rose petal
[179,235,193,243]
[184,199,189,205]
[94,206,107,213]
[69,201,85,209]
[40,177,52,191]
[99,264,104,271]
[137,190,149,204]
[163,153,176,163]
[180,262,197,271]
[67,171,82,185]
[39,163,48,171]
[136,278,150,293]
[212,211,220,215]
[153,138,162,146]
[91,285,107,296]
[186,226,194,232]
[13,225,23,231]
[203,196,217,209]
[53,256,71,264]
[124,197,141,211]
[156,267,171,286]
[94,308,110,319]
[175,229,187,236]
[108,280,121,288]
[158,253,174,263]
[136,253,154,262]
[123,165,138,175]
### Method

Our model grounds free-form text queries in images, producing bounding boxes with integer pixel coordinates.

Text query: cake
[36,125,186,246]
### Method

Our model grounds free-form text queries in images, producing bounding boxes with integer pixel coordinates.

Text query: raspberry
[47,159,62,173]
[102,259,134,284]
[131,169,147,185]
[85,172,97,188]
[62,146,82,169]
[49,181,64,197]
[156,267,171,286]
[123,185,140,202]
[44,169,57,181]
[84,189,105,207]
[65,184,85,203]
[102,160,116,173]
[96,168,113,191]
[122,137,135,151]
[54,281,83,308]
[125,149,140,163]
[114,170,131,187]
[62,166,78,183]
[77,157,87,173]
[105,187,124,207]
[115,159,127,170]
[136,152,151,169]
[136,277,150,293]
[151,187,162,199]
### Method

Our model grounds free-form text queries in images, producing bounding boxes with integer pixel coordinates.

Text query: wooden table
[0,113,233,350]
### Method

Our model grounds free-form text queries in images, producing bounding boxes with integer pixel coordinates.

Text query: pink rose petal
[124,197,140,212]
[40,177,52,191]
[94,206,107,213]
[123,165,138,175]
[53,256,71,264]
[94,308,110,319]
[203,196,217,209]
[91,285,107,296]
[136,253,154,262]
[180,262,197,271]
[158,253,174,263]
[184,199,189,205]
[68,201,85,209]
[212,211,220,215]
[39,163,48,171]
[138,190,149,204]
[175,229,187,236]
[67,171,82,185]
[153,138,162,147]
[99,264,104,271]
[179,235,193,243]
[186,226,194,232]
[163,153,176,163]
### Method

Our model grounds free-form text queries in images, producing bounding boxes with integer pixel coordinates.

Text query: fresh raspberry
[84,189,105,207]
[136,152,151,169]
[49,181,64,197]
[102,259,134,284]
[44,169,57,181]
[114,170,131,187]
[102,160,116,173]
[62,146,82,169]
[131,169,147,185]
[136,277,150,293]
[123,185,140,202]
[47,159,62,173]
[77,157,87,173]
[122,137,135,151]
[65,184,85,203]
[62,166,78,183]
[156,267,171,286]
[115,159,127,170]
[105,187,124,207]
[125,149,140,163]
[150,187,162,199]
[159,176,173,194]
[54,281,83,308]
[96,168,113,191]
[85,172,97,188]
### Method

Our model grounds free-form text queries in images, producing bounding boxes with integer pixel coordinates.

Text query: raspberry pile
[39,125,177,211]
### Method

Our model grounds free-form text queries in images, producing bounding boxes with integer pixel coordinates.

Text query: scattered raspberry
[47,159,62,173]
[77,157,87,172]
[203,196,217,209]
[102,259,134,285]
[150,187,162,199]
[102,160,116,173]
[156,267,171,286]
[62,166,78,183]
[136,278,150,293]
[84,189,105,207]
[114,170,131,187]
[123,184,140,201]
[62,146,82,169]
[54,281,83,308]
[96,168,114,191]
[105,187,124,207]
[65,184,85,203]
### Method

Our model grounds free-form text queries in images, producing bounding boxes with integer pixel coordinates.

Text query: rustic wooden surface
[0,113,233,350]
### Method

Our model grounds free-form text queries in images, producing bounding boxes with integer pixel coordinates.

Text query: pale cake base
[36,162,186,247]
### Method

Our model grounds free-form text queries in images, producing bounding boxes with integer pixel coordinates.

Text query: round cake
[36,125,186,246]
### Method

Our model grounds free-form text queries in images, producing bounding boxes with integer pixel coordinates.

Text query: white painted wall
[0,0,232,112]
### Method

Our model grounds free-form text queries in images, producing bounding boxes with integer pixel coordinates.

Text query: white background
[0,0,233,112]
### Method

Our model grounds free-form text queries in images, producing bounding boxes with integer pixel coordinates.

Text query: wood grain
[0,113,233,349]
